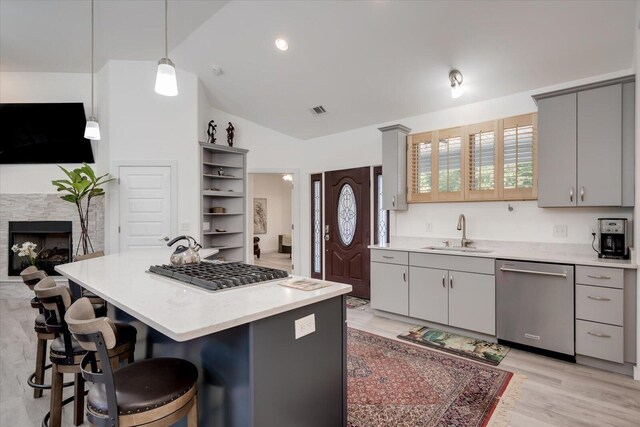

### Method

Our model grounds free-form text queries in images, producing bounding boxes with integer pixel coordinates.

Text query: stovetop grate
[148,262,289,292]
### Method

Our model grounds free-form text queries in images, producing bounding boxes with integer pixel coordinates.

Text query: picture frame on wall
[253,198,267,234]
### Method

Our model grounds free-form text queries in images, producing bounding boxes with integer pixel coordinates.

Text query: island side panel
[250,295,346,427]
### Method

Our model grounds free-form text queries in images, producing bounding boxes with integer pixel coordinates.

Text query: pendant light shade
[155,0,178,96]
[155,58,178,96]
[84,117,101,140]
[85,0,101,140]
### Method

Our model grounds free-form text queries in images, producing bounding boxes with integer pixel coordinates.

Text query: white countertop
[55,249,352,342]
[369,243,637,269]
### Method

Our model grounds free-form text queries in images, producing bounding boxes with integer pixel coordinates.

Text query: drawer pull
[382,256,394,259]
[587,274,611,280]
[587,295,611,301]
[587,332,611,338]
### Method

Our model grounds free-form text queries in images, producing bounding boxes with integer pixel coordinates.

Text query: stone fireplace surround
[0,194,104,282]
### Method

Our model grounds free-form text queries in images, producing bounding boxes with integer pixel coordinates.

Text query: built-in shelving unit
[200,142,248,262]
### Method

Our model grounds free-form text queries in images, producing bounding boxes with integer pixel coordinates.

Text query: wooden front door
[324,167,370,298]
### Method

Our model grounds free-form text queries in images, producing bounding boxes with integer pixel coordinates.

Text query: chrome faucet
[457,214,473,247]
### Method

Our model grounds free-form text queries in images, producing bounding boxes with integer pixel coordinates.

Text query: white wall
[250,174,293,252]
[103,60,199,253]
[0,71,100,194]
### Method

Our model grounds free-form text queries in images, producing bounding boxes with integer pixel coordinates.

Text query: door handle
[569,187,574,202]
[403,270,407,282]
[449,274,453,289]
[392,196,396,208]
[324,225,329,241]
[580,186,585,202]
[587,332,611,338]
[499,267,567,278]
[442,274,446,288]
[587,295,611,301]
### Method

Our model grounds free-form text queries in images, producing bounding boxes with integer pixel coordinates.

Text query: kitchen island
[56,249,352,427]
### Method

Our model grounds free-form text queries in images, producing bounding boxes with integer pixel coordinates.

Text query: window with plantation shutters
[466,121,498,199]
[408,132,433,202]
[407,113,537,203]
[436,128,463,200]
[503,114,537,199]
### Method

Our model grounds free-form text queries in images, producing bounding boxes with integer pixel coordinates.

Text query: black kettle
[167,235,202,265]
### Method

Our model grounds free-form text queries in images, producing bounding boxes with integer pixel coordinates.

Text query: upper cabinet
[535,77,635,207]
[379,124,411,210]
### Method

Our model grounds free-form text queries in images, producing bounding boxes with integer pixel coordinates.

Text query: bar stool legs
[33,337,48,398]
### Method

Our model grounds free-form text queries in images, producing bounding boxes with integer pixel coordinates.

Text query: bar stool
[66,297,199,427]
[34,278,137,427]
[20,266,70,399]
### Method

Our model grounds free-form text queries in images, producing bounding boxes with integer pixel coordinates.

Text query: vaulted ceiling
[1,1,636,140]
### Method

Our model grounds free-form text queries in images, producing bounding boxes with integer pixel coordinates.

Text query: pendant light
[84,0,100,140]
[155,0,178,96]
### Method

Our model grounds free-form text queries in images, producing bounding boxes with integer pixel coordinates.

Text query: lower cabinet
[371,261,408,315]
[409,266,495,336]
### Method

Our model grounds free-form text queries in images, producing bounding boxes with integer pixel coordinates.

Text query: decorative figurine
[218,167,224,176]
[226,122,235,147]
[207,120,217,144]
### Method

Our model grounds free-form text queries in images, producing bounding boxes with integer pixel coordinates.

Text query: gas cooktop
[148,262,289,292]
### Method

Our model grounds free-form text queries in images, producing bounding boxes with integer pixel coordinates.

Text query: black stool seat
[87,358,198,416]
[34,313,49,334]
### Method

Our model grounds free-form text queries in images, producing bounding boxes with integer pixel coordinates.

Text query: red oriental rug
[347,328,518,427]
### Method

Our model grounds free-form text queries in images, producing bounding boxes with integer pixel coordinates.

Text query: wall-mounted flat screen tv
[0,103,95,164]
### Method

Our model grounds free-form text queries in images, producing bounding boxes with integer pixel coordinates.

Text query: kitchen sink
[421,246,493,254]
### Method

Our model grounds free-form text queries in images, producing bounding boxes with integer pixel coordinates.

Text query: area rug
[398,326,510,366]
[347,328,520,427]
[346,296,369,309]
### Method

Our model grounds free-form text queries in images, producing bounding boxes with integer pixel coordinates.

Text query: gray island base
[113,295,346,427]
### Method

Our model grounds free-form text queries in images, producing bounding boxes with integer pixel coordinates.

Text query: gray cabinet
[371,261,408,315]
[448,271,495,335]
[538,93,577,207]
[577,85,622,206]
[379,124,411,210]
[409,266,495,336]
[409,266,448,325]
[535,77,635,207]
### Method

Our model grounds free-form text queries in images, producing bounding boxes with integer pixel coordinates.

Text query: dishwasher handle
[499,267,567,278]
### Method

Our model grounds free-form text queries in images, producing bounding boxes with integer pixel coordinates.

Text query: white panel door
[119,166,172,252]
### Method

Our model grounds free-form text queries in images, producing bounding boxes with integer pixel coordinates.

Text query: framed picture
[253,198,267,234]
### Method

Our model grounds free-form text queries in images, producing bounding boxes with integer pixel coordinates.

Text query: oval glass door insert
[337,183,357,246]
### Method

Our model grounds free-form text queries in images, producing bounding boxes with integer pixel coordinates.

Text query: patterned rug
[398,326,510,365]
[346,296,369,309]
[348,328,515,427]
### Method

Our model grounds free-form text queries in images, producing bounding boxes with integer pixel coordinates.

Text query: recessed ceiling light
[275,38,289,51]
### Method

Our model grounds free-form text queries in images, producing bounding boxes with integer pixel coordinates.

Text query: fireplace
[8,221,72,276]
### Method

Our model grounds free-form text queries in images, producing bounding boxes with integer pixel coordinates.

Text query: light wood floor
[253,251,292,274]
[348,303,640,427]
[2,283,640,426]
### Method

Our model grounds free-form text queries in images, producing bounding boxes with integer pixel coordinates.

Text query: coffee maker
[598,218,630,260]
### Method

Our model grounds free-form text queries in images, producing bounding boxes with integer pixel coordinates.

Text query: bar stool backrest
[75,251,105,261]
[34,278,76,363]
[20,266,48,290]
[65,298,118,351]
[34,278,72,313]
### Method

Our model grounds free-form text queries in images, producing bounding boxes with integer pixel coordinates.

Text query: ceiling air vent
[310,105,327,115]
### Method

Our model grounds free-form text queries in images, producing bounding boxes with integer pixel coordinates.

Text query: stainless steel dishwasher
[496,260,575,357]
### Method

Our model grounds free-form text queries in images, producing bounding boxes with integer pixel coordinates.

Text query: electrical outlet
[294,314,316,339]
[553,224,568,238]
[425,222,433,232]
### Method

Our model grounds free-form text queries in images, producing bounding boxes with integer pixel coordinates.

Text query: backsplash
[392,200,633,246]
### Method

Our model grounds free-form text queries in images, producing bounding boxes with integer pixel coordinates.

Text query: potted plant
[52,163,114,256]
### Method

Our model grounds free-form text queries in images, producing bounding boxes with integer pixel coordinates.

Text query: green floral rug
[398,326,510,365]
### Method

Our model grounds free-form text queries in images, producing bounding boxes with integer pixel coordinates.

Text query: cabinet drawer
[371,250,408,265]
[576,266,623,289]
[576,285,623,326]
[576,320,624,363]
[410,252,494,274]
